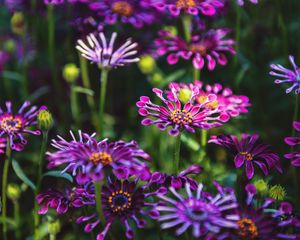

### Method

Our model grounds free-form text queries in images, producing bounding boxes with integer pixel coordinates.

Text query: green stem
[193,68,200,81]
[21,33,28,100]
[13,200,20,240]
[98,69,109,137]
[173,134,182,174]
[234,5,241,67]
[94,181,105,225]
[34,131,49,240]
[182,15,192,42]
[199,130,207,162]
[2,140,11,240]
[71,83,80,128]
[50,234,56,240]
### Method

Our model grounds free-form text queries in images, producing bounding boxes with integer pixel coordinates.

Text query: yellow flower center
[170,109,193,125]
[1,116,22,133]
[111,1,134,17]
[89,152,112,166]
[237,218,259,239]
[108,190,132,213]
[176,0,196,8]
[190,44,207,56]
[198,95,219,110]
[240,152,254,161]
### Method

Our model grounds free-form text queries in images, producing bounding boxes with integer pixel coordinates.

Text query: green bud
[269,185,286,201]
[253,179,269,196]
[7,183,21,201]
[63,63,80,83]
[152,73,163,85]
[138,55,156,74]
[178,89,192,103]
[38,110,53,131]
[48,219,61,235]
[11,12,26,36]
[3,40,16,54]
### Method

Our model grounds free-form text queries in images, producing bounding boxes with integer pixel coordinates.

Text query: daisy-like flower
[76,179,166,240]
[152,0,224,17]
[156,182,239,238]
[166,80,250,117]
[237,0,258,6]
[0,101,43,151]
[270,55,300,94]
[88,0,157,28]
[284,121,300,166]
[47,131,151,184]
[76,32,140,69]
[136,85,230,136]
[209,134,282,179]
[155,28,235,71]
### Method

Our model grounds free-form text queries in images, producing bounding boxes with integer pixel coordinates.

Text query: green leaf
[73,86,94,96]
[2,71,23,82]
[43,171,73,183]
[181,134,200,151]
[161,69,186,88]
[12,159,36,191]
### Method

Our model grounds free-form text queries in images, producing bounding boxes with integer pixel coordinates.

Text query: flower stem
[34,131,49,240]
[193,68,200,81]
[182,15,192,42]
[173,134,182,174]
[234,5,241,67]
[199,130,207,162]
[13,200,21,240]
[50,234,56,240]
[2,140,11,240]
[71,83,80,128]
[98,69,109,137]
[94,181,105,225]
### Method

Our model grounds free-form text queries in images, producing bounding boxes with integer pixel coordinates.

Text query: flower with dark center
[0,101,43,151]
[209,134,282,179]
[137,85,229,136]
[47,131,151,184]
[155,28,235,71]
[284,121,300,166]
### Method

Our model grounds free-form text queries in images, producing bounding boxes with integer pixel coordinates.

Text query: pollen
[111,1,134,17]
[237,218,258,239]
[176,0,197,8]
[190,43,207,56]
[240,151,254,161]
[108,190,132,213]
[89,152,112,166]
[170,109,193,126]
[0,116,22,133]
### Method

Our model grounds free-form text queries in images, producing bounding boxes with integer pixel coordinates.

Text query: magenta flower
[136,85,230,136]
[209,134,282,179]
[155,28,235,71]
[166,80,250,117]
[47,131,151,184]
[0,138,7,154]
[152,0,224,17]
[0,101,42,151]
[237,0,258,6]
[284,121,300,166]
[270,55,300,94]
[44,0,64,5]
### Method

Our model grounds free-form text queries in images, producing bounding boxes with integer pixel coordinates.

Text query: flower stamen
[237,218,258,239]
[108,190,132,213]
[176,0,196,8]
[170,109,193,126]
[111,1,134,17]
[89,152,112,166]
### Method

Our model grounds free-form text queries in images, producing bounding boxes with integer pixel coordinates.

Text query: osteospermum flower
[137,85,229,136]
[89,0,157,28]
[209,134,282,179]
[152,0,224,17]
[76,32,140,69]
[155,29,235,70]
[284,121,300,166]
[166,81,251,117]
[77,179,165,239]
[156,182,239,238]
[0,101,42,151]
[47,131,151,184]
[270,55,300,94]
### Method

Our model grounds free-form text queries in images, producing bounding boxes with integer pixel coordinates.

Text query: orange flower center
[176,0,196,8]
[190,44,207,56]
[240,152,254,161]
[198,95,219,110]
[1,116,22,132]
[89,152,112,166]
[170,109,193,125]
[237,218,259,239]
[108,190,132,213]
[111,1,134,17]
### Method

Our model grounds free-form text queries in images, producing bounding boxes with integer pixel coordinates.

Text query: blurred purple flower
[137,85,230,136]
[237,0,258,6]
[155,28,235,70]
[270,55,300,94]
[47,131,151,184]
[156,182,239,238]
[209,134,282,179]
[0,101,43,151]
[0,138,7,154]
[284,121,300,166]
[44,0,64,5]
[76,32,140,69]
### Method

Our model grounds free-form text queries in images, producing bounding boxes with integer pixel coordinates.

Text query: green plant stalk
[71,83,80,128]
[2,140,11,240]
[21,33,28,100]
[182,15,192,42]
[234,5,241,68]
[34,131,49,240]
[199,130,207,162]
[193,68,200,81]
[50,234,56,240]
[94,181,105,225]
[98,69,109,137]
[276,0,288,59]
[13,200,21,240]
[173,134,182,174]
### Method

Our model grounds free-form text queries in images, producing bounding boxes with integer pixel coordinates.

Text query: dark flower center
[189,44,207,56]
[176,0,196,8]
[240,152,254,161]
[170,109,193,126]
[108,190,132,213]
[111,1,134,17]
[186,208,208,221]
[89,152,112,166]
[1,116,22,133]
[237,218,258,239]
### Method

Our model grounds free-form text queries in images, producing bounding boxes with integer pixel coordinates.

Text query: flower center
[89,152,112,166]
[176,0,196,8]
[240,152,254,161]
[190,44,207,56]
[237,218,258,239]
[0,116,22,133]
[111,1,134,17]
[108,190,132,213]
[170,109,193,125]
[198,95,218,110]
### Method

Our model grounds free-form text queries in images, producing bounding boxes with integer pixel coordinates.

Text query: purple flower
[88,0,157,28]
[36,183,95,215]
[76,32,140,69]
[152,0,224,17]
[284,121,300,166]
[0,138,7,154]
[44,0,64,4]
[0,101,43,151]
[156,182,239,238]
[237,0,258,6]
[270,55,300,94]
[136,85,230,136]
[209,134,282,179]
[47,131,151,184]
[155,28,235,71]
[76,179,166,239]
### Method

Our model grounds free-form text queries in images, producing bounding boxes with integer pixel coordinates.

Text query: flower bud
[253,179,268,196]
[138,55,156,74]
[269,185,286,201]
[48,219,61,235]
[63,63,80,83]
[38,109,53,132]
[3,40,16,54]
[152,73,163,85]
[178,89,192,103]
[7,183,21,201]
[11,12,26,36]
